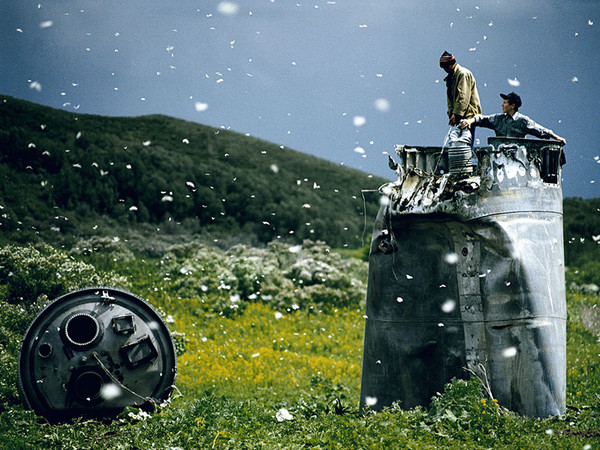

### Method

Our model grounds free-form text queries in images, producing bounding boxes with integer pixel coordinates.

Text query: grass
[0,241,599,448]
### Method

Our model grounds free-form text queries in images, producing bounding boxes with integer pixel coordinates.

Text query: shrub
[0,243,128,306]
[154,239,367,315]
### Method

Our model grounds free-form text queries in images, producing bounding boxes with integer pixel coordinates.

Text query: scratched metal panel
[360,137,566,417]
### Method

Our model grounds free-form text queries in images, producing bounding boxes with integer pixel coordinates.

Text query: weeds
[0,241,599,448]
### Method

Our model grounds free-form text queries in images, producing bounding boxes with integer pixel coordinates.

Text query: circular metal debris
[18,287,177,420]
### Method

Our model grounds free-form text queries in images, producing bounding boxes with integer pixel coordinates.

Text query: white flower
[128,409,152,421]
[276,408,294,422]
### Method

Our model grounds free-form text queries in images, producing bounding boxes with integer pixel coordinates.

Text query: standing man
[460,92,567,146]
[440,51,482,174]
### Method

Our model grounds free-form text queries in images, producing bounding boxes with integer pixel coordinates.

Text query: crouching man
[460,92,566,146]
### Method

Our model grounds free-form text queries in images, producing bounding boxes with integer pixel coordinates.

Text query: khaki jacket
[445,64,482,120]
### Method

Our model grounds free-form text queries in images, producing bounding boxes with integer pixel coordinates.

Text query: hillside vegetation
[0,94,598,268]
[563,197,600,288]
[0,94,385,249]
[0,239,598,448]
[0,95,599,447]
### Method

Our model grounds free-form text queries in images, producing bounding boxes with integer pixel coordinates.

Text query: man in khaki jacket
[440,51,482,173]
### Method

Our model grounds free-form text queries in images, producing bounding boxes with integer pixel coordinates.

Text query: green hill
[0,95,598,269]
[0,96,599,448]
[0,95,387,248]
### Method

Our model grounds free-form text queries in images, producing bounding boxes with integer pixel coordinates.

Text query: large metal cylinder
[19,287,177,421]
[360,137,566,417]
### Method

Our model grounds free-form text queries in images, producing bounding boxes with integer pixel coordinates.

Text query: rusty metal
[360,137,566,417]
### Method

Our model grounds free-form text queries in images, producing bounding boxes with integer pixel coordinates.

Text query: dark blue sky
[2,0,599,198]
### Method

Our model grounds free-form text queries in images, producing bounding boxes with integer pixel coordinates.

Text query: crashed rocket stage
[18,287,177,421]
[359,137,566,418]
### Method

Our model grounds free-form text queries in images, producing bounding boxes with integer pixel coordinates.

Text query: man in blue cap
[460,92,566,146]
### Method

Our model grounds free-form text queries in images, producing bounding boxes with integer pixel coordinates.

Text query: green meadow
[0,238,599,449]
[0,95,599,448]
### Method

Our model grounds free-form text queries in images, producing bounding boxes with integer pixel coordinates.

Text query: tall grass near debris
[0,239,599,448]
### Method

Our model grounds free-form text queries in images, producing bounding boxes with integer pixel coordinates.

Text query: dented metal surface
[18,287,177,421]
[360,137,566,417]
